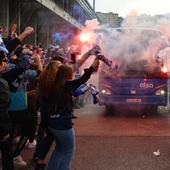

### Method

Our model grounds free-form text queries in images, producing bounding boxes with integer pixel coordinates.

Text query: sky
[88,0,170,18]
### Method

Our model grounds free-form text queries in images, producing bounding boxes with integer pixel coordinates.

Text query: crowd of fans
[0,24,100,170]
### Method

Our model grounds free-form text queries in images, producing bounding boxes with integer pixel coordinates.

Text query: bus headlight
[101,89,111,95]
[155,89,166,96]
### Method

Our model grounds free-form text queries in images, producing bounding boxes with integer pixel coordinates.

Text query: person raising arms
[38,58,99,170]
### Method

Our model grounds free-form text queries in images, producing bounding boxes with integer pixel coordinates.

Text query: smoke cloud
[80,15,170,73]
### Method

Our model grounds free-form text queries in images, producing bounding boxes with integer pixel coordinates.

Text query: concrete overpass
[35,0,97,28]
[0,0,97,47]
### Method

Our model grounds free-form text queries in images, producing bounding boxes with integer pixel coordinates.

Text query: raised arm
[4,27,34,53]
[75,45,101,70]
[66,59,100,91]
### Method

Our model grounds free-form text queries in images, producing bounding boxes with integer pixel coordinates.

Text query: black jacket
[0,77,10,139]
[0,37,24,139]
[48,66,95,130]
[3,38,21,53]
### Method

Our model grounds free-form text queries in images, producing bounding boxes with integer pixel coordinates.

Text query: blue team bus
[98,28,169,114]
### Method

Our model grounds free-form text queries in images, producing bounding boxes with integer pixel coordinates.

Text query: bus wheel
[105,104,115,115]
[146,105,158,115]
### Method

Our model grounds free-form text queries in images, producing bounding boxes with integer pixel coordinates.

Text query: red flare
[79,33,90,43]
[161,65,168,73]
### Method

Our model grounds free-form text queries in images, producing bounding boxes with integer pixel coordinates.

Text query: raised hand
[24,27,34,36]
[88,45,101,55]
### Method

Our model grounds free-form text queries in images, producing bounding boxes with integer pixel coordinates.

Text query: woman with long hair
[37,60,62,133]
[34,60,62,169]
[39,58,99,170]
[38,60,62,105]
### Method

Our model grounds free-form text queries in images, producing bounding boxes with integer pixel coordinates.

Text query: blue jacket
[8,68,38,111]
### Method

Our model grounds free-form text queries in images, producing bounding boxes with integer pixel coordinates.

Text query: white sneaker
[26,139,37,149]
[13,155,27,166]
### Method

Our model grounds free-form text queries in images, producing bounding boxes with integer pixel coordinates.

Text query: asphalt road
[2,104,170,170]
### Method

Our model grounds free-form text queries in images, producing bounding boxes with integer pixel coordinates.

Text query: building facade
[96,12,123,27]
[0,0,97,47]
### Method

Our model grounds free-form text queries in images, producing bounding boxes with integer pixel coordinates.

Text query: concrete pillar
[93,0,95,18]
[34,14,38,46]
[18,1,21,34]
[0,0,8,28]
[6,0,9,31]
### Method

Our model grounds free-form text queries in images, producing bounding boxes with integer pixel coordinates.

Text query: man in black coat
[0,51,14,170]
[0,26,34,170]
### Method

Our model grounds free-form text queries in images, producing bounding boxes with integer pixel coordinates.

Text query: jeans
[47,127,75,170]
